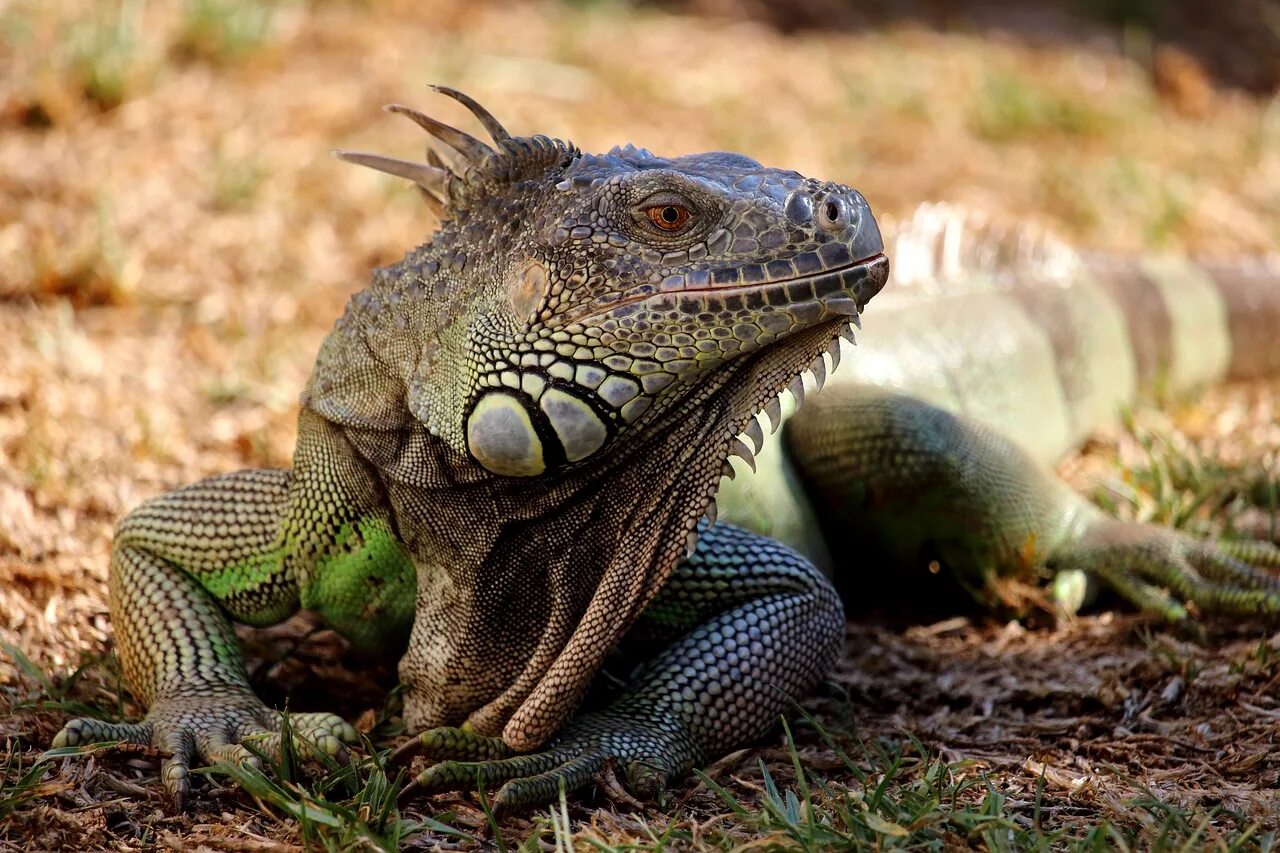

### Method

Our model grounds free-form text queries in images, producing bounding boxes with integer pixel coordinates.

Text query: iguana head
[330,88,887,746]
[335,87,887,481]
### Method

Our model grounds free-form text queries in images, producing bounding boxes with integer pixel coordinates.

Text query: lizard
[50,87,1280,812]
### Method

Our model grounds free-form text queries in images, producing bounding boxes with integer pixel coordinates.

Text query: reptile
[51,88,1280,811]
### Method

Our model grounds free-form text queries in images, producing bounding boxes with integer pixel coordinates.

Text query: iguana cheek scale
[52,88,1280,811]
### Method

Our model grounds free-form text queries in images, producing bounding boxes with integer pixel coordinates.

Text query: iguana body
[53,91,1280,810]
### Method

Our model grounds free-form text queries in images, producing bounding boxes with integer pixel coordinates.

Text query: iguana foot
[395,713,692,811]
[53,693,357,810]
[1051,519,1280,622]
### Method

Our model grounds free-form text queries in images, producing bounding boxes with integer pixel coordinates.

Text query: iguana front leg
[54,405,426,808]
[393,522,844,809]
[785,386,1280,620]
[52,468,364,809]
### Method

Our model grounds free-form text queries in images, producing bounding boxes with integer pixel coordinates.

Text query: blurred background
[1,1,1279,844]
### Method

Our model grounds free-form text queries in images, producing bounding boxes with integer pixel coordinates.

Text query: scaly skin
[53,89,1280,810]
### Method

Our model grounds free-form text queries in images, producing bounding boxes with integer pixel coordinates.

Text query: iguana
[51,88,1280,811]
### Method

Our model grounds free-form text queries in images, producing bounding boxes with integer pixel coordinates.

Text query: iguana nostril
[784,190,814,226]
[817,194,852,233]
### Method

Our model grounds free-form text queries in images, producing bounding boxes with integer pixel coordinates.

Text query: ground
[1,0,1278,849]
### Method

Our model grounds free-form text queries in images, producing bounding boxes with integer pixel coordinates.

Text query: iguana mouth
[570,253,889,327]
[651,252,887,313]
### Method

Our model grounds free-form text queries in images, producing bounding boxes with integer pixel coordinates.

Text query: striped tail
[1086,253,1280,392]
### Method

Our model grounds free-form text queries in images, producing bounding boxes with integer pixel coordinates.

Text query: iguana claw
[53,695,357,810]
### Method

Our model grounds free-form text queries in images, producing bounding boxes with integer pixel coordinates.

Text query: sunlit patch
[1020,531,1040,568]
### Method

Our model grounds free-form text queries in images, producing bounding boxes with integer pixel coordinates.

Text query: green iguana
[52,88,1280,811]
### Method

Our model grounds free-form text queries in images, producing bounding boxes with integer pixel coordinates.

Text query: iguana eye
[645,204,692,232]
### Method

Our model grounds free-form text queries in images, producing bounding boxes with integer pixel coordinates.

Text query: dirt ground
[1,0,1279,848]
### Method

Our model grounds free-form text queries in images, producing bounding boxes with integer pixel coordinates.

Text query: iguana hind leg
[785,385,1280,621]
[394,522,844,809]
[52,469,358,809]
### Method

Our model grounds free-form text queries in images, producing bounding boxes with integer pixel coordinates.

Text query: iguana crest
[335,85,578,218]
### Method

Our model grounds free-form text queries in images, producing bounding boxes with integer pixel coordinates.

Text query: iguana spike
[809,355,827,391]
[840,323,858,345]
[332,149,449,202]
[787,375,806,408]
[429,85,513,145]
[763,396,782,433]
[826,338,842,372]
[385,103,493,164]
[731,439,756,472]
[743,418,765,454]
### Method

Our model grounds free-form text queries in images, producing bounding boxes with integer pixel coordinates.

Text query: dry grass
[1,0,1279,848]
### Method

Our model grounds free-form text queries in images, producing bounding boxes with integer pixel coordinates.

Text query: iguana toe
[159,729,197,812]
[397,714,688,810]
[51,718,153,750]
[1053,519,1280,621]
[261,710,358,762]
[491,752,607,810]
[392,725,515,763]
[1214,538,1280,571]
[399,751,565,804]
